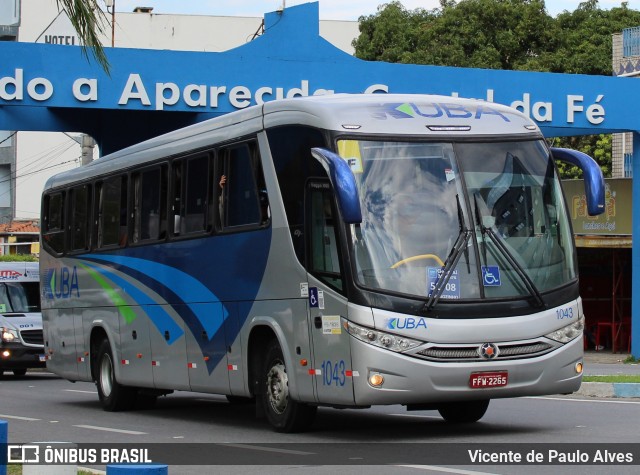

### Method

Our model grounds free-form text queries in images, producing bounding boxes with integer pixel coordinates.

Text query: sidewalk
[583,350,632,365]
[578,350,640,398]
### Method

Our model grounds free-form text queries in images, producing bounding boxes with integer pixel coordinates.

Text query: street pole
[111,0,115,47]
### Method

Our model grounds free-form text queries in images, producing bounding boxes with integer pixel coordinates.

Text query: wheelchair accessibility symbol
[309,287,319,308]
[482,266,501,287]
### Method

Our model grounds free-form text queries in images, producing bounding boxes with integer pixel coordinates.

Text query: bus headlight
[344,320,423,353]
[544,317,584,343]
[1,327,19,342]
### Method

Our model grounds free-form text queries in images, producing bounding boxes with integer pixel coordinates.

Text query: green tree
[354,0,558,70]
[56,0,110,73]
[353,2,434,64]
[541,1,640,75]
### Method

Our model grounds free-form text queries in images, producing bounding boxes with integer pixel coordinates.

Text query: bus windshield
[339,139,576,302]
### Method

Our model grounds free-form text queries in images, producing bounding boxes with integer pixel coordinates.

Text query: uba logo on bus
[386,317,427,330]
[42,266,80,300]
[372,102,511,122]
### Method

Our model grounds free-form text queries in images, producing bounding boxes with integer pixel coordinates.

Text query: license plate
[469,371,508,388]
[39,355,47,362]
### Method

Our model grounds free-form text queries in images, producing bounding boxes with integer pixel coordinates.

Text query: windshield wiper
[473,195,544,308]
[423,195,470,312]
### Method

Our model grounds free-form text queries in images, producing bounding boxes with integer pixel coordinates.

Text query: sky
[113,0,639,20]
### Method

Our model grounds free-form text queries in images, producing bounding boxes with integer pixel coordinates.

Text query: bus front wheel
[95,338,136,411]
[260,339,317,432]
[438,400,490,423]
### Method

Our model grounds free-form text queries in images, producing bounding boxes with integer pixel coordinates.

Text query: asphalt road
[1,370,639,475]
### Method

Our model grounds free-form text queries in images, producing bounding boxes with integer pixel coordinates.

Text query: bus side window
[172,154,210,236]
[69,184,91,252]
[185,155,209,233]
[133,166,167,243]
[97,175,127,248]
[267,125,327,266]
[218,142,264,229]
[42,191,66,254]
[308,186,343,292]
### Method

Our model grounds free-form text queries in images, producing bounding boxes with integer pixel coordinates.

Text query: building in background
[0,219,39,257]
[562,178,632,352]
[612,27,640,178]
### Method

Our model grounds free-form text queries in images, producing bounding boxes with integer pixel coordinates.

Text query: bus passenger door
[306,181,355,405]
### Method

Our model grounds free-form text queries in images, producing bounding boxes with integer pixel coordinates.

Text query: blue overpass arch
[1,2,639,356]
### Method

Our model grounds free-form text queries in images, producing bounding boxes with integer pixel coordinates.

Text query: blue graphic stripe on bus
[82,261,184,344]
[84,254,228,338]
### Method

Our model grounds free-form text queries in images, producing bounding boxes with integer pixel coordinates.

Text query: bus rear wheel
[438,400,490,423]
[95,338,136,411]
[260,339,316,433]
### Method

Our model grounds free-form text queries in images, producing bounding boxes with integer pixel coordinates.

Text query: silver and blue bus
[40,94,604,432]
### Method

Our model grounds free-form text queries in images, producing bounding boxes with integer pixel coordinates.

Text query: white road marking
[398,465,501,475]
[73,424,147,435]
[0,413,40,421]
[64,389,97,394]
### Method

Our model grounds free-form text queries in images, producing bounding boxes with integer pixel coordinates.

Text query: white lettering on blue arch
[376,102,511,122]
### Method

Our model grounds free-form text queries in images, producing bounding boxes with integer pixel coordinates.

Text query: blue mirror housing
[311,147,363,224]
[551,147,605,216]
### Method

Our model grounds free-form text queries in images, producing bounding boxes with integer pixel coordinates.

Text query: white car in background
[0,261,44,377]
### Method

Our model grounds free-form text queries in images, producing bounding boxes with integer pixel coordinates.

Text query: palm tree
[56,0,110,73]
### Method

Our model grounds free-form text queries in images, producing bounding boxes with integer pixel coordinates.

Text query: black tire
[260,339,316,432]
[12,369,27,377]
[438,400,490,423]
[95,338,136,411]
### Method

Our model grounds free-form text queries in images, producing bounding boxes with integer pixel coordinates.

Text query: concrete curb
[577,382,640,398]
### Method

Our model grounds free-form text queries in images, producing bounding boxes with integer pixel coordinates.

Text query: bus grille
[415,341,555,362]
[20,329,44,346]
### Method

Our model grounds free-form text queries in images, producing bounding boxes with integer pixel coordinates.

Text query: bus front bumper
[350,336,583,406]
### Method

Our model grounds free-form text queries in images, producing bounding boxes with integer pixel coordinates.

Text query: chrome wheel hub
[267,361,288,415]
[99,354,113,397]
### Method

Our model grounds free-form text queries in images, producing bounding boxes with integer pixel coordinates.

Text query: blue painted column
[0,420,7,475]
[632,132,640,358]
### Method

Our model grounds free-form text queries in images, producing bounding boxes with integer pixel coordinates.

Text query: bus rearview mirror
[551,147,605,216]
[311,148,362,224]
